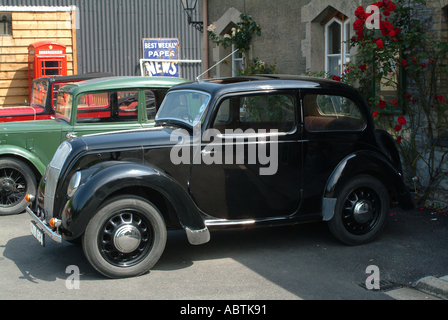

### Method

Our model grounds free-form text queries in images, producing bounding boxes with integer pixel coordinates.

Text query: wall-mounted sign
[142,38,180,77]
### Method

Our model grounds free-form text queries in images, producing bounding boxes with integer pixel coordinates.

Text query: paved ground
[0,205,447,302]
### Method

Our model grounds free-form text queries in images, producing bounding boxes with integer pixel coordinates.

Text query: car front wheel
[328,175,389,246]
[0,158,36,216]
[82,195,167,278]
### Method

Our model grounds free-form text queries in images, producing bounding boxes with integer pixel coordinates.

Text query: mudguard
[0,145,47,174]
[61,162,209,244]
[322,151,415,221]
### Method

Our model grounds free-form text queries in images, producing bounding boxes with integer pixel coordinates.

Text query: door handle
[201,150,216,156]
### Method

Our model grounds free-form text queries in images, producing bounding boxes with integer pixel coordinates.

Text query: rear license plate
[30,221,45,247]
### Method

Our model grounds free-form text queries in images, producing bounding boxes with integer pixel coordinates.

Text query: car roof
[169,74,359,97]
[33,73,114,84]
[59,76,189,96]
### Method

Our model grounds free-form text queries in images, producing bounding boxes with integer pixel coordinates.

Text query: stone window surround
[301,0,357,74]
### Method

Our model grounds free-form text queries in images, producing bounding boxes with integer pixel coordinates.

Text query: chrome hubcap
[113,225,142,253]
[353,200,374,224]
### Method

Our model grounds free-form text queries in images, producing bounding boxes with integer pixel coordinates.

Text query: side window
[303,94,365,132]
[213,94,295,133]
[77,92,111,123]
[118,91,139,121]
[77,91,142,124]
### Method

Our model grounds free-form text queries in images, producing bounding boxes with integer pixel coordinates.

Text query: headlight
[67,172,82,198]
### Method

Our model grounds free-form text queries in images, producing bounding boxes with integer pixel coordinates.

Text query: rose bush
[314,0,448,203]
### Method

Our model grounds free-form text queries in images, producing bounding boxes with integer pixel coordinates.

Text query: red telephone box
[28,41,68,100]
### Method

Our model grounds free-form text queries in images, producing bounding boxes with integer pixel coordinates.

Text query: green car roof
[60,76,189,96]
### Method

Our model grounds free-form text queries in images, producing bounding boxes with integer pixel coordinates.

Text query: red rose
[383,9,391,16]
[355,6,367,20]
[405,93,411,99]
[435,95,445,103]
[398,116,407,125]
[397,136,402,144]
[401,59,407,67]
[332,75,341,82]
[389,30,396,37]
[388,2,397,11]
[380,21,394,36]
[376,39,384,49]
[379,99,387,109]
[372,111,379,118]
[429,59,434,64]
[358,64,367,72]
[393,99,399,107]
[353,19,364,32]
[394,124,402,132]
[421,62,426,68]
[412,57,417,62]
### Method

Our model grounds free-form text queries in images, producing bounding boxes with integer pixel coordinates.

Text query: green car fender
[0,145,47,176]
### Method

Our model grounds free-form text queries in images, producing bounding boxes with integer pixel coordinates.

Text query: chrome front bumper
[26,206,62,244]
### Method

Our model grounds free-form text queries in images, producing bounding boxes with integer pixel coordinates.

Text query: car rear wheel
[82,195,167,278]
[328,175,389,246]
[0,158,36,216]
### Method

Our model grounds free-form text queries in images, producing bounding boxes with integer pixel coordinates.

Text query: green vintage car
[0,76,188,215]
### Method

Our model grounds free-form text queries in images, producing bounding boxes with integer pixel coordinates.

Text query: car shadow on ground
[2,206,446,295]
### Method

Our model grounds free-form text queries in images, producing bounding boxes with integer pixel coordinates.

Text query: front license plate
[30,221,45,247]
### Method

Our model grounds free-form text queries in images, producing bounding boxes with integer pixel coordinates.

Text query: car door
[63,90,144,139]
[189,90,303,221]
[300,89,368,214]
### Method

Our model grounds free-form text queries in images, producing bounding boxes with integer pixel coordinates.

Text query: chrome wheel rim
[99,210,154,267]
[342,187,381,236]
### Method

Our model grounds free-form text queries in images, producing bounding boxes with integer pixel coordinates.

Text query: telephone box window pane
[42,61,62,76]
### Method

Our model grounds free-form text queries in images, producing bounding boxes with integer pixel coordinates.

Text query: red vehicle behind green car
[0,73,113,123]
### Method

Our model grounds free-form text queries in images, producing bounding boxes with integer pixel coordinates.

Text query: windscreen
[55,92,73,123]
[30,81,48,108]
[156,90,211,125]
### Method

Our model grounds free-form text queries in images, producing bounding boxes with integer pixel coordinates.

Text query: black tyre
[82,195,167,278]
[328,175,389,246]
[0,158,37,216]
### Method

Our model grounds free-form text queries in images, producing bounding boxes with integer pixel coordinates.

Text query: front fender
[0,145,46,174]
[62,162,208,243]
[322,151,415,221]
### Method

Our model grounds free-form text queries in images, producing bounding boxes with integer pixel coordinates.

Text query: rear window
[303,94,365,132]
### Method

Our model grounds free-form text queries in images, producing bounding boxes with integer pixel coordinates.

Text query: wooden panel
[0,38,72,47]
[0,63,28,72]
[13,20,71,30]
[0,96,28,106]
[0,80,29,89]
[0,71,28,80]
[13,30,72,38]
[0,55,28,63]
[12,12,71,21]
[0,88,28,96]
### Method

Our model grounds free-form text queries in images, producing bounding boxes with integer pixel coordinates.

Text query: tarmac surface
[1,204,447,300]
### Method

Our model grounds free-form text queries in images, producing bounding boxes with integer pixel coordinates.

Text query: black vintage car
[27,75,414,278]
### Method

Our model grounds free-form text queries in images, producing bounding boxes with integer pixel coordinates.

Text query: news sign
[142,38,180,77]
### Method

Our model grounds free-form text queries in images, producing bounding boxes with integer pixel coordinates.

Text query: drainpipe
[202,0,209,79]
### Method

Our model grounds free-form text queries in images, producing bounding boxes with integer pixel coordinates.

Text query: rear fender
[62,162,209,244]
[322,151,414,221]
